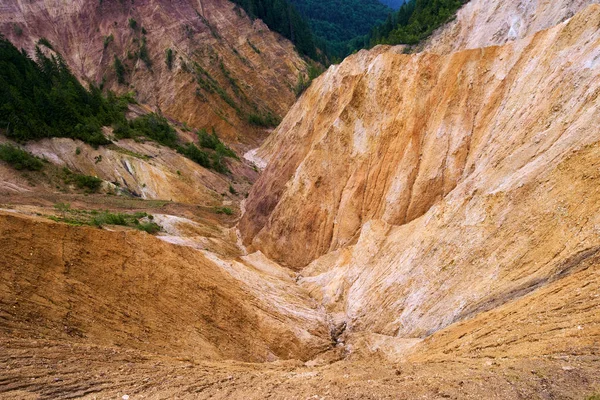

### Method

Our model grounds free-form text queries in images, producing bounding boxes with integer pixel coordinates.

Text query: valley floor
[2,336,599,400]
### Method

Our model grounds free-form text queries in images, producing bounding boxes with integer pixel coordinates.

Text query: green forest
[0,36,126,147]
[229,0,466,61]
[288,0,391,58]
[360,0,466,48]
[379,0,406,9]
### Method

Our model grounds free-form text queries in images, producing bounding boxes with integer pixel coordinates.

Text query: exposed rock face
[423,0,600,53]
[24,137,235,204]
[0,0,308,149]
[240,3,600,345]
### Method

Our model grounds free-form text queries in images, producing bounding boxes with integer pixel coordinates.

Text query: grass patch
[0,144,44,171]
[214,206,233,215]
[48,205,162,234]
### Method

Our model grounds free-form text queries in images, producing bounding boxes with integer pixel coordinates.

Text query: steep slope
[240,2,600,344]
[0,211,330,362]
[0,0,308,149]
[423,0,600,53]
[241,5,600,268]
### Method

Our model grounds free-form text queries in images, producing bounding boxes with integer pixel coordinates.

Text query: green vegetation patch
[128,18,138,30]
[366,0,467,47]
[165,48,174,70]
[0,36,129,147]
[247,110,281,128]
[113,113,237,174]
[48,204,162,234]
[214,206,233,215]
[113,113,178,147]
[0,144,44,171]
[62,167,103,192]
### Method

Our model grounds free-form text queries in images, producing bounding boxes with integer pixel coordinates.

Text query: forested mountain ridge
[287,0,391,58]
[363,0,466,48]
[289,0,391,42]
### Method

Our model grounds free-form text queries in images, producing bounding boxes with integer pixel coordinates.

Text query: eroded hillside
[239,0,600,374]
[0,0,308,148]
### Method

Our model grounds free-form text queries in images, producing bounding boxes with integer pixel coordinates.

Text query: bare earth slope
[1,0,600,399]
[241,4,600,268]
[240,1,600,356]
[0,211,330,363]
[0,0,308,148]
[423,0,600,54]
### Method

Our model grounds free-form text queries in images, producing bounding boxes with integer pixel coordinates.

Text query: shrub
[247,40,260,54]
[211,152,229,174]
[247,111,281,127]
[198,128,237,159]
[128,18,138,30]
[177,143,211,168]
[114,113,178,147]
[139,37,152,69]
[37,37,54,50]
[165,48,173,70]
[13,24,23,37]
[137,221,161,233]
[0,144,44,171]
[214,207,233,215]
[74,174,102,191]
[113,55,126,84]
[103,34,114,49]
[62,168,103,192]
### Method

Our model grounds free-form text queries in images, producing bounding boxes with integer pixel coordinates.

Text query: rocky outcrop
[240,3,600,345]
[0,0,308,149]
